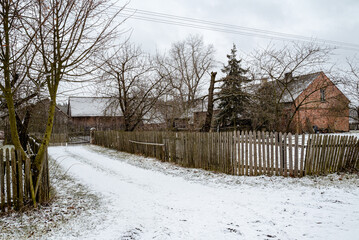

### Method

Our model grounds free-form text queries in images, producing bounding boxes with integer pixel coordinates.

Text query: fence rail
[93,131,359,177]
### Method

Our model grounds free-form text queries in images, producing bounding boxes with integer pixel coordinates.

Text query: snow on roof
[280,72,321,103]
[68,97,122,117]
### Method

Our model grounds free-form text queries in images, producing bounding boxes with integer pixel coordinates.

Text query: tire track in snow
[49,146,359,240]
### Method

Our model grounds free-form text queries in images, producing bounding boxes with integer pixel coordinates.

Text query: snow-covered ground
[2,145,359,239]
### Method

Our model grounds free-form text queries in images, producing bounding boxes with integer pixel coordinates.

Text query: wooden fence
[93,131,359,177]
[0,141,49,213]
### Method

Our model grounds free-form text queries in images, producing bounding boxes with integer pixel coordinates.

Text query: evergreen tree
[217,44,249,130]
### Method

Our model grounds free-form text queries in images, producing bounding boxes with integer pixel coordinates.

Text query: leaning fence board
[288,133,293,176]
[11,149,17,210]
[282,133,288,177]
[17,150,23,209]
[262,132,266,175]
[6,149,11,209]
[294,134,299,177]
[274,133,279,175]
[0,149,4,211]
[266,133,270,175]
[300,134,305,176]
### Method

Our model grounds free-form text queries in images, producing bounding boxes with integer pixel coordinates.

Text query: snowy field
[2,145,359,240]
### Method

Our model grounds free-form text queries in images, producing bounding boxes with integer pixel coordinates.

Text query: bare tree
[164,35,215,115]
[0,0,44,151]
[343,56,359,126]
[5,0,124,206]
[98,42,169,131]
[249,42,337,132]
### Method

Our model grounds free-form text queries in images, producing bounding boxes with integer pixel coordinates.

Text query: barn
[67,97,124,131]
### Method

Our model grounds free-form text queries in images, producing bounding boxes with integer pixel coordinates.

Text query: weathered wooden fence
[93,131,359,177]
[0,142,49,213]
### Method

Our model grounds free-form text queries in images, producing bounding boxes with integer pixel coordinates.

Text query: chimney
[284,72,293,81]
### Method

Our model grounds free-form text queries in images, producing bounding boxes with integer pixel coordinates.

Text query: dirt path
[48,145,359,240]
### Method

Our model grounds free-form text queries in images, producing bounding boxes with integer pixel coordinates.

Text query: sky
[114,0,359,67]
[59,0,359,101]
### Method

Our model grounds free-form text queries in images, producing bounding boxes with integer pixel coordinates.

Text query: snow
[2,145,358,239]
[44,145,359,239]
[68,97,122,117]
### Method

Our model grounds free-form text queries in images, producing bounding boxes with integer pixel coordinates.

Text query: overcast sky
[60,0,359,100]
[116,0,359,67]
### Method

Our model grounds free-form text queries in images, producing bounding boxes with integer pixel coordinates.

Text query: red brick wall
[290,73,349,133]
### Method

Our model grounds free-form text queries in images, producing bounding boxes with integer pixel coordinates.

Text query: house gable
[290,72,349,132]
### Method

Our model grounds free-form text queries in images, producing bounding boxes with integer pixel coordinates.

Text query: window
[320,88,325,102]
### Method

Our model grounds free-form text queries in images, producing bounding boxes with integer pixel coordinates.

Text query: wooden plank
[266,132,270,175]
[253,131,257,175]
[294,134,299,177]
[300,134,305,177]
[279,132,283,176]
[227,131,230,174]
[240,131,245,175]
[24,157,30,201]
[270,132,274,175]
[305,135,315,175]
[337,136,348,171]
[329,136,340,172]
[6,149,11,209]
[330,135,340,171]
[249,131,253,176]
[352,139,359,168]
[324,136,334,174]
[17,150,23,209]
[232,132,237,175]
[275,132,279,176]
[307,135,316,175]
[232,131,236,175]
[283,133,287,177]
[318,135,328,174]
[314,135,323,175]
[0,149,4,212]
[310,134,320,175]
[257,131,262,175]
[245,131,249,176]
[345,136,356,168]
[11,149,17,210]
[288,133,293,177]
[262,131,267,175]
[352,139,359,169]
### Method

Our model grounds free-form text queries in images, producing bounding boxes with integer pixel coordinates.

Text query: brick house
[67,97,124,131]
[281,72,349,133]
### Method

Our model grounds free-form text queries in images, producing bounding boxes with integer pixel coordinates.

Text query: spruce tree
[217,44,249,130]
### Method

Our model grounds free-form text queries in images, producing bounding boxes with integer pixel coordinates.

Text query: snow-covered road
[48,145,359,240]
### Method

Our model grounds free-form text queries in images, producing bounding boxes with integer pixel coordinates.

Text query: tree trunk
[201,72,217,132]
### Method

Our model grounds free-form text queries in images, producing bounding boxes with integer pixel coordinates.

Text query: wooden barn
[67,97,124,131]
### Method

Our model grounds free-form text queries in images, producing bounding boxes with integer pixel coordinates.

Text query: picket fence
[93,131,359,177]
[0,141,49,213]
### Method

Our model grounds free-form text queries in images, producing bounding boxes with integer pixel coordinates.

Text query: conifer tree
[217,44,249,130]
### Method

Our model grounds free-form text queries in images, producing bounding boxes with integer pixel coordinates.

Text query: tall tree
[217,44,249,130]
[164,35,215,115]
[0,0,123,206]
[339,56,359,126]
[97,42,169,131]
[249,42,334,132]
[0,0,43,152]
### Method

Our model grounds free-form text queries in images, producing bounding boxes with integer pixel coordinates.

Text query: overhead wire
[106,6,359,51]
